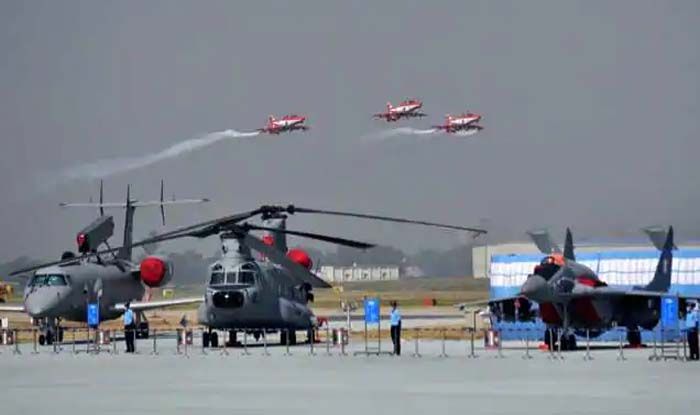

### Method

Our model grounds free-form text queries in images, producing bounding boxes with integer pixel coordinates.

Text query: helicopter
[59,204,486,347]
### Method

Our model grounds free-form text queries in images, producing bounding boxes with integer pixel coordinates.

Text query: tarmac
[1,336,699,415]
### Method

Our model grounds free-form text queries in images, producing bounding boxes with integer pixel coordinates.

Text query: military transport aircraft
[257,114,309,134]
[0,181,206,345]
[373,99,427,122]
[14,204,486,347]
[460,227,693,350]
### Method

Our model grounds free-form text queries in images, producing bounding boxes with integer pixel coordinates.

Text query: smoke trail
[47,129,259,185]
[362,127,438,141]
[452,129,480,137]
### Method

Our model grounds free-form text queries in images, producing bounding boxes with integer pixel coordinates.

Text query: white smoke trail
[452,129,480,137]
[361,127,438,141]
[47,129,259,185]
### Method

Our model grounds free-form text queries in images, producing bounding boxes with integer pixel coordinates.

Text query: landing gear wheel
[39,334,46,346]
[627,329,642,347]
[210,332,219,348]
[203,331,210,348]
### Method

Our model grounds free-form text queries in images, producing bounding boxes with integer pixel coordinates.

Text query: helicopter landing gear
[203,329,220,348]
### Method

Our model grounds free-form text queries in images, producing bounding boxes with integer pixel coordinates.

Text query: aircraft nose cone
[25,294,48,317]
[520,274,549,300]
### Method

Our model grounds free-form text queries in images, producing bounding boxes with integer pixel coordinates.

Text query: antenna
[99,179,105,216]
[160,179,166,226]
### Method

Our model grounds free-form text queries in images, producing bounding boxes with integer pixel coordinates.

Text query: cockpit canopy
[29,273,69,287]
[209,262,260,286]
[533,254,565,281]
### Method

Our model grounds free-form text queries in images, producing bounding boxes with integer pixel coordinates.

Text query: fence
[1,326,696,362]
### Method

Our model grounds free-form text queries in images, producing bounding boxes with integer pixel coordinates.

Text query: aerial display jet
[257,114,309,134]
[373,99,426,122]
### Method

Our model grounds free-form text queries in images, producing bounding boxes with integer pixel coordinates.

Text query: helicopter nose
[520,274,550,301]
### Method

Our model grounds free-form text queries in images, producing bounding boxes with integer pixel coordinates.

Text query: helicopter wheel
[210,332,219,348]
[202,331,210,348]
[39,334,46,346]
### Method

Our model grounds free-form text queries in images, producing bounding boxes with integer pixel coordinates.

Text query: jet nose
[520,274,550,300]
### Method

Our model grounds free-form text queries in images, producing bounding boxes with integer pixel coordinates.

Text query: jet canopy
[533,254,565,280]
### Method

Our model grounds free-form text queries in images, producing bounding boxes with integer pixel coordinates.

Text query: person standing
[390,301,402,356]
[123,302,136,353]
[686,302,699,361]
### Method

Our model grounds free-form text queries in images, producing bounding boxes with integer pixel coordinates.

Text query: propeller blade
[241,231,331,288]
[245,225,375,249]
[285,206,487,234]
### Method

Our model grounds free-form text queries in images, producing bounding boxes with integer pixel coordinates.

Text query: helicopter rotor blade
[281,206,487,235]
[240,231,331,288]
[245,225,374,249]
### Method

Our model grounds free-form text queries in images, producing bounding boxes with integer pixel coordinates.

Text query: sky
[0,0,699,262]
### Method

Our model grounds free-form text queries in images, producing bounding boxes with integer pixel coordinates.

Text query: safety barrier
[2,325,697,362]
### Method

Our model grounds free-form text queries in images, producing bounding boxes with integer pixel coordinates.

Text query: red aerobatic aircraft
[258,114,310,134]
[432,112,484,133]
[373,99,427,122]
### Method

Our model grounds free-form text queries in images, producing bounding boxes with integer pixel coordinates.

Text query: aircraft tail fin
[563,227,575,261]
[526,229,561,255]
[644,226,674,292]
[386,102,392,111]
[642,225,678,251]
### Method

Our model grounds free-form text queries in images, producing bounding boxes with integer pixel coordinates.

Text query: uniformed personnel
[390,301,402,356]
[123,302,136,353]
[686,302,699,361]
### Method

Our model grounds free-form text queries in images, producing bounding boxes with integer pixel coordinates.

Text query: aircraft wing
[561,288,700,301]
[113,297,203,312]
[0,304,26,312]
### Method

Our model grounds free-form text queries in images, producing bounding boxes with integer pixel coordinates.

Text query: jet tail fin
[526,229,561,255]
[563,228,575,261]
[644,226,674,292]
[642,225,678,251]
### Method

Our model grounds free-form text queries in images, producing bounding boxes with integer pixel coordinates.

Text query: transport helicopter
[18,204,486,347]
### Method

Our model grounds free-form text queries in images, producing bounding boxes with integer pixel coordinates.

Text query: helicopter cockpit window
[237,263,259,285]
[209,265,225,285]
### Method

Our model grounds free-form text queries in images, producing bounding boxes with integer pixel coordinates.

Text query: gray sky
[1,0,699,261]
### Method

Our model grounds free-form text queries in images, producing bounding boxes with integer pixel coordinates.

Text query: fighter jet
[0,181,206,345]
[373,99,427,122]
[459,227,695,349]
[29,204,486,347]
[257,114,309,134]
[432,112,484,134]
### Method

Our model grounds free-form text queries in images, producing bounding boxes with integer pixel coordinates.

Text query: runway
[1,339,698,415]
